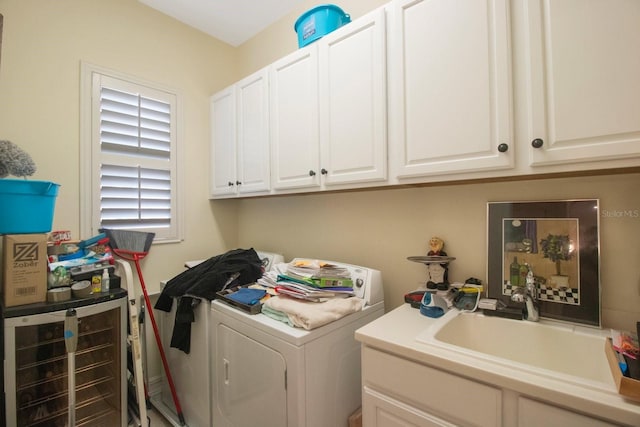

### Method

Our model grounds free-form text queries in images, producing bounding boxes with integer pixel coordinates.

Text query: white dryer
[153,251,284,427]
[210,260,384,427]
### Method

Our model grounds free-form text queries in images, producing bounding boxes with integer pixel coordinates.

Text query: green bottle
[519,263,529,286]
[510,256,520,286]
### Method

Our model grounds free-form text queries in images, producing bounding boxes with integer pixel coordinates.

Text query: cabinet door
[210,86,238,197]
[518,397,617,427]
[270,45,321,190]
[389,0,513,178]
[523,0,640,166]
[236,69,271,194]
[319,7,387,186]
[363,386,457,427]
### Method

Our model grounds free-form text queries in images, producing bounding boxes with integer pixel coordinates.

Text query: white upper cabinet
[388,0,514,179]
[210,86,237,197]
[236,69,271,194]
[270,45,321,190]
[210,69,271,198]
[522,0,640,167]
[319,6,388,186]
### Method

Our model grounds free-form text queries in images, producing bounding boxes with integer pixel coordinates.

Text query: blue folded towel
[227,288,266,305]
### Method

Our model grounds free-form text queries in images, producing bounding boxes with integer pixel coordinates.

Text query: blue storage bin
[0,179,60,234]
[294,4,351,48]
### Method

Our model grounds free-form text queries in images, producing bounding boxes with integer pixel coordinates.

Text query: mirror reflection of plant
[539,234,573,276]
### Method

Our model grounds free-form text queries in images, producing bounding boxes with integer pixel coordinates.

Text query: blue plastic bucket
[294,4,351,48]
[0,179,60,234]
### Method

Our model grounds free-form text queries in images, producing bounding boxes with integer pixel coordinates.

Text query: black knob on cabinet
[309,170,316,176]
[228,182,234,186]
[531,138,544,148]
[321,168,328,175]
[236,181,241,185]
[497,143,509,153]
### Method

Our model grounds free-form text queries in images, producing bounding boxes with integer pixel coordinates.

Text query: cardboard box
[1,234,48,307]
[605,338,640,402]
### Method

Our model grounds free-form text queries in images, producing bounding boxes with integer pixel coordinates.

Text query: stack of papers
[286,260,353,288]
[269,260,355,302]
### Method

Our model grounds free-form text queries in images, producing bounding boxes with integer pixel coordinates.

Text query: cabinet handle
[227,182,234,187]
[224,358,230,385]
[531,138,544,148]
[320,168,328,175]
[497,143,509,153]
[309,170,316,177]
[236,181,242,185]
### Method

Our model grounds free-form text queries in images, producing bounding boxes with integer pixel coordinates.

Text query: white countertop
[355,304,640,426]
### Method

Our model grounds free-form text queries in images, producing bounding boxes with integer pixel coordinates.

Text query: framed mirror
[487,199,600,326]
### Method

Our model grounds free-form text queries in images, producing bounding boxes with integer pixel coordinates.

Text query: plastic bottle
[102,269,110,293]
[509,256,520,286]
[92,273,102,293]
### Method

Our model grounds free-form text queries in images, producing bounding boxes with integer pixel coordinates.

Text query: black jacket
[155,248,264,353]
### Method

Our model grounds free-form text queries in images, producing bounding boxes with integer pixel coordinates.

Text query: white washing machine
[153,251,284,427]
[210,259,385,427]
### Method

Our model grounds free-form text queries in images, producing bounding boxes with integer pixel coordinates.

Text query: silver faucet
[510,264,539,322]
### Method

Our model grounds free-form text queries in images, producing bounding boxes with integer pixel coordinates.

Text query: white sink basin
[416,310,614,388]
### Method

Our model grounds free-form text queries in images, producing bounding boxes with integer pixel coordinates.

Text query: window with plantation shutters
[80,63,182,242]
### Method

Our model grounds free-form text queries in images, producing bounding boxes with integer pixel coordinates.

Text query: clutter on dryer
[254,259,370,330]
[155,248,264,353]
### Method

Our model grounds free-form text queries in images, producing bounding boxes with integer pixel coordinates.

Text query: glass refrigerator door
[4,297,126,427]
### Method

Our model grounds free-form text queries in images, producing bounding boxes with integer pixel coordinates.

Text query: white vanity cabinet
[210,68,271,198]
[357,305,640,427]
[387,0,514,181]
[362,346,502,427]
[521,0,640,169]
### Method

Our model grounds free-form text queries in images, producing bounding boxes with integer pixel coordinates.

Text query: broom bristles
[101,229,155,254]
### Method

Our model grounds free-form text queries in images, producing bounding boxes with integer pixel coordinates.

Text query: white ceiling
[138,0,307,47]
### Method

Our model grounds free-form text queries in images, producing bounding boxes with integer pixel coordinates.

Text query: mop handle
[64,309,78,427]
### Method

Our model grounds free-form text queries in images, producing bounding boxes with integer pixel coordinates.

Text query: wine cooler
[2,290,127,426]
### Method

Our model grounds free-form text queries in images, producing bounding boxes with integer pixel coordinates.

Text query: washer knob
[355,278,364,288]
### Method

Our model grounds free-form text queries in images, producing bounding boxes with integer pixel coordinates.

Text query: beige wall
[0,0,241,290]
[237,174,640,331]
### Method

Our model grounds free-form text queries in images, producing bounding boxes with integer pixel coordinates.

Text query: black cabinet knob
[228,182,234,186]
[236,181,241,185]
[309,170,316,176]
[497,143,509,153]
[531,138,544,148]
[321,168,328,175]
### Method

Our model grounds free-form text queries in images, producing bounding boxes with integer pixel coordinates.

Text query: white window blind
[99,87,172,230]
[81,64,181,242]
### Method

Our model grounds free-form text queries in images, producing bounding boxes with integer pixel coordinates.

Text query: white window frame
[80,62,183,243]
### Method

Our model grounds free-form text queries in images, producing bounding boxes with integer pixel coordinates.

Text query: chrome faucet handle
[510,286,527,303]
[524,264,537,301]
